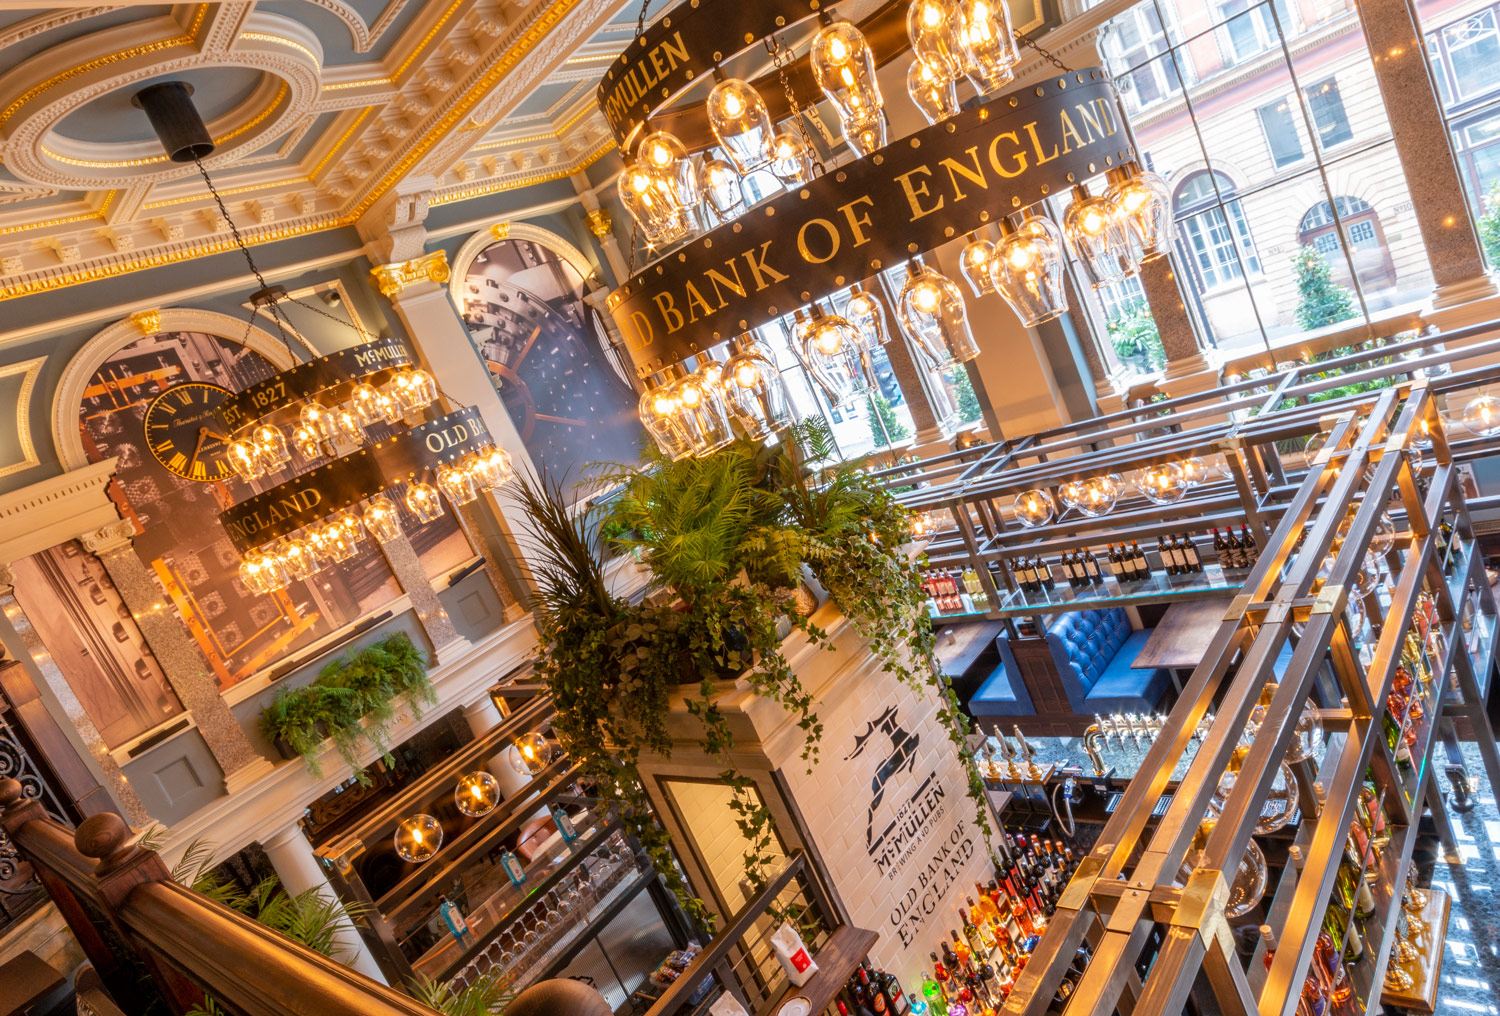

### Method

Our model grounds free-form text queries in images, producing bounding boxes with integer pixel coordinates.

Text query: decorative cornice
[370,249,450,298]
[0,458,121,566]
[80,518,135,555]
[0,356,45,480]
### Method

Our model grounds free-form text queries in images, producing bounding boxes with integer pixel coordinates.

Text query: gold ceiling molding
[391,0,468,80]
[429,135,613,206]
[586,208,611,238]
[129,309,162,335]
[370,249,450,297]
[313,108,374,176]
[490,222,509,240]
[0,356,46,480]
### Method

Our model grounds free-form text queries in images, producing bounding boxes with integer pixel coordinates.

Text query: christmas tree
[866,393,911,448]
[1292,245,1357,331]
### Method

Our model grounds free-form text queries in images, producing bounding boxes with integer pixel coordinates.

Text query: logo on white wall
[846,706,947,877]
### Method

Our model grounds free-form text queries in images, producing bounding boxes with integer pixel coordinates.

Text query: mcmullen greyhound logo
[846,706,921,853]
[848,705,950,876]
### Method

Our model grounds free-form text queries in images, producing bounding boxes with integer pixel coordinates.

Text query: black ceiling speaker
[131,81,214,162]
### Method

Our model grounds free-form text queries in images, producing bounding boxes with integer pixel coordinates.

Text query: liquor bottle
[845,991,875,1016]
[1223,527,1243,569]
[1041,558,1055,590]
[1322,901,1363,963]
[930,953,951,997]
[1131,541,1151,580]
[1084,548,1102,585]
[1239,525,1257,566]
[1313,928,1353,1005]
[1107,543,1123,580]
[1159,536,1177,576]
[960,911,987,960]
[499,848,526,886]
[1211,527,1226,567]
[948,930,972,972]
[550,804,578,842]
[872,963,911,1016]
[1181,534,1202,573]
[856,965,888,1015]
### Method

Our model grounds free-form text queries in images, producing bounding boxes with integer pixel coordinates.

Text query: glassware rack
[988,381,1500,1016]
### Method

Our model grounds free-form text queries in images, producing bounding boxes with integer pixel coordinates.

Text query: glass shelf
[991,563,1246,618]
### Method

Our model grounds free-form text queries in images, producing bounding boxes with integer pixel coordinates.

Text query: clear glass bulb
[1014,489,1055,528]
[708,77,774,174]
[472,446,514,490]
[256,548,291,591]
[907,0,965,80]
[810,20,886,156]
[667,367,734,454]
[349,383,388,426]
[698,156,745,221]
[906,59,959,125]
[227,440,265,480]
[801,311,871,407]
[1463,395,1500,436]
[238,552,270,594]
[897,262,980,371]
[394,814,443,863]
[437,462,478,506]
[990,214,1069,327]
[454,771,500,817]
[843,285,890,346]
[362,497,403,543]
[957,0,1018,93]
[638,380,694,460]
[1064,184,1143,288]
[405,481,444,523]
[768,130,813,184]
[723,338,792,441]
[291,424,322,461]
[1078,475,1120,517]
[279,537,319,582]
[1106,166,1172,260]
[638,129,701,236]
[1139,462,1188,505]
[959,235,997,297]
[511,732,553,774]
[617,163,678,245]
[253,424,290,469]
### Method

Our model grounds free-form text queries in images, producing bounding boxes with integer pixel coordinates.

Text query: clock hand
[188,428,208,467]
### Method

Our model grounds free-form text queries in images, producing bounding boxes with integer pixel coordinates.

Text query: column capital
[0,562,12,593]
[356,177,436,265]
[81,519,134,555]
[370,250,451,300]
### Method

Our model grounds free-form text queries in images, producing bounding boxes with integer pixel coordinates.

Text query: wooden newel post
[72,811,207,1015]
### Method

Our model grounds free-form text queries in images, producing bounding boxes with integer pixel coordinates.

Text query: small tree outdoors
[866,392,911,448]
[946,367,983,424]
[1106,300,1165,372]
[1291,245,1357,331]
[1478,183,1500,269]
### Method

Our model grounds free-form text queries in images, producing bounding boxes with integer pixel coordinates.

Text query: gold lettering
[1058,110,1086,155]
[797,218,841,264]
[742,241,789,290]
[837,196,875,247]
[895,166,944,221]
[1076,101,1105,144]
[1023,120,1058,165]
[653,292,686,333]
[661,31,689,66]
[683,281,715,322]
[1091,98,1118,135]
[986,131,1028,178]
[704,261,747,308]
[628,310,655,349]
[650,47,670,80]
[939,147,988,201]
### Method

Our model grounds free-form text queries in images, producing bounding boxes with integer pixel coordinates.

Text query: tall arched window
[1298,196,1397,291]
[1174,170,1262,291]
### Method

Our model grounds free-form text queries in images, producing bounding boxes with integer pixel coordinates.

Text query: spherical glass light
[843,284,890,346]
[907,59,959,124]
[907,0,965,79]
[226,440,265,481]
[897,261,980,371]
[1063,184,1143,288]
[723,337,792,440]
[362,497,404,543]
[956,0,1018,94]
[1106,166,1172,260]
[959,235,997,297]
[1178,456,1209,486]
[1139,462,1187,505]
[768,131,813,184]
[405,481,445,523]
[437,462,478,506]
[1285,704,1325,764]
[991,214,1069,327]
[1369,512,1396,557]
[810,20,886,156]
[253,424,290,470]
[454,771,501,817]
[707,76,774,175]
[638,379,694,461]
[1078,475,1121,517]
[698,156,745,221]
[510,732,553,775]
[279,538,319,582]
[1463,394,1500,436]
[1057,478,1087,509]
[394,814,443,863]
[1014,489,1056,528]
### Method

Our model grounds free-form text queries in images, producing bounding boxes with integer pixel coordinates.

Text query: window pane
[1257,98,1305,167]
[1445,10,1500,99]
[1303,76,1354,149]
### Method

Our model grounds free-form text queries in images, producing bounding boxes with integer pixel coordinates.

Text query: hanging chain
[635,0,651,37]
[1014,29,1072,74]
[764,31,826,175]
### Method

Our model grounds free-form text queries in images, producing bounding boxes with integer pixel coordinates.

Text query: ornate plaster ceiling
[0,0,642,301]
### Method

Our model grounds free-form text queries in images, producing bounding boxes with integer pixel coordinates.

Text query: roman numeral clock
[142,381,236,482]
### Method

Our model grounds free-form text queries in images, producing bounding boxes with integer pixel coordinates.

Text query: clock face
[142,381,235,482]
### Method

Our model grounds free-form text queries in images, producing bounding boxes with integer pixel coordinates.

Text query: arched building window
[1174,171,1262,291]
[1298,197,1396,290]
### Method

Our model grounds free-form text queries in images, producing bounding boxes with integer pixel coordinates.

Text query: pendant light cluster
[1011,456,1210,528]
[610,1,1169,456]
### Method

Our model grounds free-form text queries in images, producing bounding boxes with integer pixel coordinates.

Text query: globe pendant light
[511,732,553,774]
[991,213,1069,327]
[810,19,887,157]
[1463,394,1500,436]
[699,156,746,221]
[959,232,998,297]
[908,0,965,80]
[1063,183,1143,288]
[454,771,501,817]
[707,74,774,174]
[843,284,891,346]
[1014,489,1056,528]
[768,130,813,184]
[394,814,443,863]
[638,376,696,460]
[638,129,701,236]
[664,363,734,453]
[907,59,960,125]
[897,259,980,371]
[723,335,792,440]
[956,0,1018,94]
[1105,164,1172,260]
[799,308,865,407]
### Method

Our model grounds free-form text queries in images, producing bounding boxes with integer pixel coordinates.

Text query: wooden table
[1132,598,1234,671]
[935,620,1003,678]
[0,950,64,1016]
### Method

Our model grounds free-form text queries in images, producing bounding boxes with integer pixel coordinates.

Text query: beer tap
[993,729,1021,778]
[1106,713,1124,748]
[1094,714,1109,748]
[1126,713,1144,749]
[1081,724,1108,776]
[1013,725,1042,779]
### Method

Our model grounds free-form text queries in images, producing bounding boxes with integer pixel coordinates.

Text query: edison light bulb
[956,0,1018,93]
[362,497,403,543]
[1106,165,1172,260]
[349,383,387,426]
[437,461,478,506]
[253,424,290,469]
[991,214,1068,327]
[472,446,514,490]
[291,424,321,461]
[1078,475,1120,517]
[959,234,997,297]
[405,481,444,523]
[638,378,694,460]
[1463,394,1500,436]
[1139,462,1188,505]
[844,284,890,346]
[810,20,886,156]
[239,552,270,594]
[1014,489,1056,528]
[768,130,813,184]
[699,156,745,221]
[708,76,774,174]
[897,261,980,371]
[454,771,500,817]
[664,365,733,454]
[227,440,265,480]
[908,0,964,79]
[637,129,700,235]
[723,336,791,440]
[394,814,443,863]
[800,310,870,406]
[1064,183,1143,288]
[618,163,671,244]
[907,59,959,125]
[511,732,553,775]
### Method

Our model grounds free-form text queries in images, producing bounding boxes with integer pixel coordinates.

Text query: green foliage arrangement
[1107,299,1166,372]
[522,423,995,929]
[865,392,912,448]
[1479,184,1500,269]
[258,632,434,783]
[1291,245,1358,331]
[410,972,516,1015]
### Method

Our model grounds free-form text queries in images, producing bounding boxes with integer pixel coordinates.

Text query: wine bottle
[1158,536,1175,576]
[1107,543,1123,579]
[1131,540,1150,579]
[1223,527,1243,569]
[1182,533,1202,572]
[1239,525,1257,565]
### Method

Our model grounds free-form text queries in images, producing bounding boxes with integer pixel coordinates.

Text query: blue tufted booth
[1044,608,1171,714]
[968,631,1036,722]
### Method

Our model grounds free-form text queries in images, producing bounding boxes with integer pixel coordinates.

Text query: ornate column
[1139,254,1217,396]
[0,564,150,826]
[260,821,388,983]
[572,171,628,285]
[81,521,271,794]
[372,532,462,659]
[1355,0,1500,326]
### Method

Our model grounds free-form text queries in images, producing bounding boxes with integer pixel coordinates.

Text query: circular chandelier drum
[597,0,1167,456]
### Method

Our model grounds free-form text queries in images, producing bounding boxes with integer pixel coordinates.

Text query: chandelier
[596,0,1169,456]
[131,83,514,595]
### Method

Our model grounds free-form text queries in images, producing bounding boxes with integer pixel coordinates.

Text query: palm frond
[513,469,617,619]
